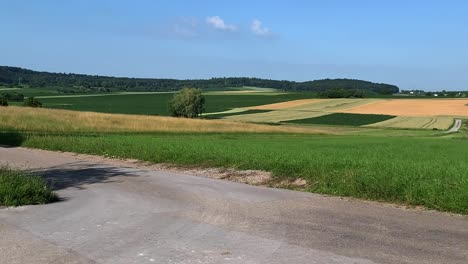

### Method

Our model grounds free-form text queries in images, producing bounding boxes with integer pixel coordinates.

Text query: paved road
[1,147,467,264]
[448,119,462,133]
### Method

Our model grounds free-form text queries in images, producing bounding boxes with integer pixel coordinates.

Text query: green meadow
[1,130,467,214]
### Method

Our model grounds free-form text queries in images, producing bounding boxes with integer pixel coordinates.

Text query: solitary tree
[168,88,205,118]
[23,97,42,108]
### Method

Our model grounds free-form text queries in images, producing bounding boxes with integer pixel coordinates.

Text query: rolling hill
[0,66,399,94]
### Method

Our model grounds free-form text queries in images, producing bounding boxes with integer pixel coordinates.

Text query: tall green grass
[14,132,468,214]
[0,167,57,206]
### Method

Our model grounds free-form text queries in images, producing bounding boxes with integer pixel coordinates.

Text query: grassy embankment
[1,107,467,214]
[0,167,57,206]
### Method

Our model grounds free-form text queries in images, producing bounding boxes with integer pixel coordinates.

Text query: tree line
[1,92,24,101]
[0,66,399,94]
[0,94,42,107]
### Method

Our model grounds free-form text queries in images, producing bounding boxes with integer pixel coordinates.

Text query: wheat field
[224,110,327,123]
[365,116,455,130]
[0,106,330,134]
[342,99,468,117]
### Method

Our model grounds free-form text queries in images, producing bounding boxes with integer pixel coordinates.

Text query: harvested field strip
[202,108,248,116]
[284,113,396,126]
[249,99,320,110]
[0,106,330,134]
[342,99,468,116]
[224,110,327,123]
[276,99,379,112]
[205,109,272,119]
[366,116,454,130]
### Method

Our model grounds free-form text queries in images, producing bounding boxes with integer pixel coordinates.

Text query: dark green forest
[0,66,399,94]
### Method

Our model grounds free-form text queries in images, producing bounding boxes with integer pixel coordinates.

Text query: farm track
[1,147,468,264]
[448,119,462,133]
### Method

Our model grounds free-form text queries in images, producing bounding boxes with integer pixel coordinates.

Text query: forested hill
[0,66,399,94]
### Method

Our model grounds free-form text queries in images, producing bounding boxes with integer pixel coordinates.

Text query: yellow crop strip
[0,106,332,134]
[366,116,454,130]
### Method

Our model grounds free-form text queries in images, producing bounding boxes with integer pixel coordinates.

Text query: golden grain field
[250,99,381,111]
[0,106,330,134]
[341,99,468,117]
[243,98,466,129]
[224,110,327,123]
[248,99,320,110]
[365,116,455,130]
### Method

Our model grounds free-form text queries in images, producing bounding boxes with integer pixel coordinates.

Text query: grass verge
[0,167,57,207]
[6,132,468,214]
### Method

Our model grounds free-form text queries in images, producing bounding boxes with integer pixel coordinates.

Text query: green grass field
[284,113,396,126]
[37,92,317,115]
[2,131,467,214]
[0,167,57,206]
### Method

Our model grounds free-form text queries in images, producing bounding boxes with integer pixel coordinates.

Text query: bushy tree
[168,88,205,118]
[0,96,8,106]
[23,97,42,108]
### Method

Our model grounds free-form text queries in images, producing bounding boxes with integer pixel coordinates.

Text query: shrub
[0,96,8,106]
[24,97,42,107]
[0,167,57,206]
[168,88,205,118]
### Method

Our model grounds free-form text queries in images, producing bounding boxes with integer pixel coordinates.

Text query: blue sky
[1,0,467,90]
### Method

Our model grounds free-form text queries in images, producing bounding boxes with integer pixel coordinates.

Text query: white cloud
[206,16,237,31]
[251,19,271,36]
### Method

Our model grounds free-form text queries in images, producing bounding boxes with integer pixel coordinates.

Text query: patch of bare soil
[60,151,309,189]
